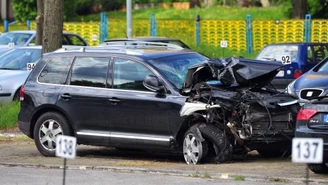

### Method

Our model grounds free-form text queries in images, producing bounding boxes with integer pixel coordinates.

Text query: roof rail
[99,41,184,50]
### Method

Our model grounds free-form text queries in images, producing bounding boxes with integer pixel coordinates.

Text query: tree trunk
[35,0,44,45]
[292,0,308,19]
[260,0,270,7]
[42,0,64,53]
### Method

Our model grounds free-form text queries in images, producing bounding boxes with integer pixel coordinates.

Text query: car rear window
[256,45,298,63]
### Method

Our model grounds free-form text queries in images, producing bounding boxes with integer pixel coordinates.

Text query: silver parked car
[0,46,42,104]
[0,30,89,54]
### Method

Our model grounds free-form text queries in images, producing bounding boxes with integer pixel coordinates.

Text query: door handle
[61,93,72,101]
[108,98,121,105]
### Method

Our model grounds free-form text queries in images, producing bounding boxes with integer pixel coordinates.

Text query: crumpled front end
[183,57,300,163]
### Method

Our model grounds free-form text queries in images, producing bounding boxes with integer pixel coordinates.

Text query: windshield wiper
[261,57,277,61]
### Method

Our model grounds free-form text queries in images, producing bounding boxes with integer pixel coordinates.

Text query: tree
[292,0,308,19]
[35,0,44,45]
[12,0,37,21]
[42,0,64,53]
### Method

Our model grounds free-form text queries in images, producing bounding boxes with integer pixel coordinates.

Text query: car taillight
[297,108,317,121]
[293,69,303,79]
[19,86,24,101]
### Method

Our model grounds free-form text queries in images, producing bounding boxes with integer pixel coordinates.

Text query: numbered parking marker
[56,135,77,159]
[292,138,323,163]
[27,63,36,71]
[8,42,15,49]
[220,40,228,48]
[92,34,98,41]
[281,55,291,65]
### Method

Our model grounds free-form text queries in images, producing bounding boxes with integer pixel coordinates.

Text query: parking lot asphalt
[1,131,328,184]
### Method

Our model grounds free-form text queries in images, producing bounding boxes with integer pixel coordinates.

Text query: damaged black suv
[18,45,299,164]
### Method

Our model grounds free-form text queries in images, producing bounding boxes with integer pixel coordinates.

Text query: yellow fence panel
[5,18,328,51]
[311,20,328,42]
[252,20,304,51]
[107,19,149,39]
[200,20,246,51]
[156,19,195,47]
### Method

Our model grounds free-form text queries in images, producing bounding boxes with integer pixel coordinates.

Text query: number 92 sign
[292,138,323,163]
[56,135,77,159]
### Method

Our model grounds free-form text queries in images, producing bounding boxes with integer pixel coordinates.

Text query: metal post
[4,20,8,32]
[150,14,156,36]
[100,12,107,43]
[26,20,31,30]
[62,158,67,185]
[304,14,312,43]
[196,14,200,46]
[246,14,253,54]
[126,0,132,39]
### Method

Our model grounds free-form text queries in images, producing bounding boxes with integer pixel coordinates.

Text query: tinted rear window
[38,57,73,84]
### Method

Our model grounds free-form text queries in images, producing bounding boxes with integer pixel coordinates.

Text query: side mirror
[143,75,165,93]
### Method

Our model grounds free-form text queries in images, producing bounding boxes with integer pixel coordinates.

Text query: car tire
[308,163,328,174]
[33,112,73,157]
[183,126,205,165]
[13,90,20,102]
[257,148,291,158]
[198,123,232,163]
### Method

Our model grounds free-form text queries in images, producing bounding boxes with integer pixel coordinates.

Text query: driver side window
[113,58,154,92]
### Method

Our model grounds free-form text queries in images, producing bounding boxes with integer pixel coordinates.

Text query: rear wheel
[33,112,73,157]
[308,163,328,174]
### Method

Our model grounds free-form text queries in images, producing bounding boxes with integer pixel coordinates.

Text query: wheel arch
[176,111,207,148]
[29,105,76,139]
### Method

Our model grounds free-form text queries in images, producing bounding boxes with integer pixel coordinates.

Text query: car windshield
[0,48,42,70]
[256,45,299,63]
[149,53,208,89]
[314,58,328,72]
[0,32,33,46]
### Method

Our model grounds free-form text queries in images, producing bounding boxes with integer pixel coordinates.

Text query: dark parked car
[18,45,298,164]
[295,99,328,174]
[256,42,328,90]
[101,37,190,49]
[287,57,328,100]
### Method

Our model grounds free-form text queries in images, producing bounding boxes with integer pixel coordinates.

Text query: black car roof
[45,47,200,61]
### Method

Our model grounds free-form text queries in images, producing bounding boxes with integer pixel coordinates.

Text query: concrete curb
[0,162,324,184]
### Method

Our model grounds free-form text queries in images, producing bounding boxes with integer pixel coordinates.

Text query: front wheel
[33,112,73,157]
[183,127,204,165]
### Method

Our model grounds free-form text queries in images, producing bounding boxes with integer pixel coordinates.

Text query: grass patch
[116,160,153,167]
[203,172,211,178]
[189,171,201,178]
[234,176,245,181]
[0,136,29,142]
[72,5,288,22]
[268,178,290,183]
[191,43,259,59]
[0,101,20,129]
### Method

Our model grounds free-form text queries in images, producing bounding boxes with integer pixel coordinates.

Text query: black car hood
[183,57,283,90]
